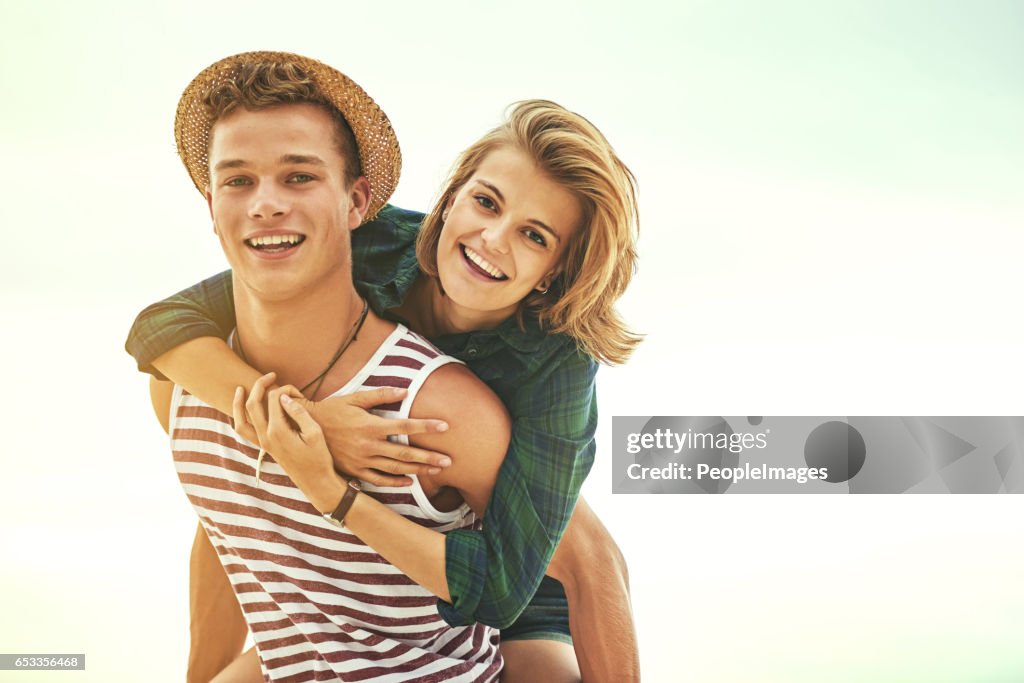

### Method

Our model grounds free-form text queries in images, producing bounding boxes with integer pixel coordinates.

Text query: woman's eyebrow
[476,179,561,241]
[476,179,506,203]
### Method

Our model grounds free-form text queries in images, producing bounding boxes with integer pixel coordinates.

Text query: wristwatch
[323,479,362,528]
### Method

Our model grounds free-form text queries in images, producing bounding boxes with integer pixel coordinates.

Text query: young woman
[129,99,640,682]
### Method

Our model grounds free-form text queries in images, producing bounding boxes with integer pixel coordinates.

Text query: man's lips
[244,233,306,257]
[461,245,508,280]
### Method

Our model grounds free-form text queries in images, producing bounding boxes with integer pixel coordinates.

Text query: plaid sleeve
[124,270,236,379]
[438,349,598,628]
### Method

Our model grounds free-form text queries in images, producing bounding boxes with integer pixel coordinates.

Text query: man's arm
[148,378,253,683]
[188,524,249,683]
[246,365,510,604]
[149,377,174,433]
[318,363,508,601]
[407,362,509,517]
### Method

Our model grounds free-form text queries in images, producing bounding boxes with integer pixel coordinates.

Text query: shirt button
[467,348,478,356]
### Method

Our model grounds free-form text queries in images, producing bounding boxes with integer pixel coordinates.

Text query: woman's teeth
[463,246,507,280]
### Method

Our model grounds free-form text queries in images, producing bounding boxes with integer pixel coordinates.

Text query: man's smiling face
[205,103,369,303]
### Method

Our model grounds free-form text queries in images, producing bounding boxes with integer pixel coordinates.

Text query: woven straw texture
[174,51,401,221]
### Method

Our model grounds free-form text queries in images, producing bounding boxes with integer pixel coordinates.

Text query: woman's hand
[306,387,453,488]
[233,373,342,512]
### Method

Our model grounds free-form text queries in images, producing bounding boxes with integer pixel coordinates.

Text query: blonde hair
[416,99,641,365]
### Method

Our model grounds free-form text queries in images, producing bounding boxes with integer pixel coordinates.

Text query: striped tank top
[169,324,501,682]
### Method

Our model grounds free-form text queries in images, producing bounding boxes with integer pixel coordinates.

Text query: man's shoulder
[410,361,509,513]
[414,361,509,430]
[374,326,500,421]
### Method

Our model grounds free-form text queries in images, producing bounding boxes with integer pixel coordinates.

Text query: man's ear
[205,188,217,233]
[347,176,372,230]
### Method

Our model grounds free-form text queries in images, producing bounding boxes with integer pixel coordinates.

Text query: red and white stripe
[170,325,501,682]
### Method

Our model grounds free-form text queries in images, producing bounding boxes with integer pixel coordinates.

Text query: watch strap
[325,479,362,528]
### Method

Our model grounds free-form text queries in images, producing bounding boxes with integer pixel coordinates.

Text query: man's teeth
[464,246,506,279]
[247,234,303,247]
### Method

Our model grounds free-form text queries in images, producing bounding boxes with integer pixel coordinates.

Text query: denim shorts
[500,576,572,644]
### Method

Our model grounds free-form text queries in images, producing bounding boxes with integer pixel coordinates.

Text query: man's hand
[234,373,340,510]
[230,374,453,487]
[308,386,452,487]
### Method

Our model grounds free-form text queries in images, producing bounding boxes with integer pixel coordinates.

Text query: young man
[150,52,509,681]
[147,52,638,682]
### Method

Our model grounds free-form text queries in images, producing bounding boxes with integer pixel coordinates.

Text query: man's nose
[248,183,290,220]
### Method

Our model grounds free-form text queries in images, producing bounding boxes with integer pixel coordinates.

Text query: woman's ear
[535,272,556,294]
[442,193,455,221]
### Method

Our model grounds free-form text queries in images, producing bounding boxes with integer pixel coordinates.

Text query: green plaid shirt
[126,204,598,629]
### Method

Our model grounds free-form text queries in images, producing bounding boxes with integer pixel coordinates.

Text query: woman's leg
[501,639,580,683]
[548,498,639,683]
[500,573,579,682]
[209,647,262,683]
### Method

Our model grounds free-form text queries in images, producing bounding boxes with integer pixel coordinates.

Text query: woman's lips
[461,244,507,281]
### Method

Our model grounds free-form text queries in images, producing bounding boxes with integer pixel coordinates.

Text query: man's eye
[525,229,547,247]
[225,177,251,187]
[289,174,315,183]
[474,195,497,211]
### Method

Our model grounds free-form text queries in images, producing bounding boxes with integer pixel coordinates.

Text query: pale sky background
[1,1,1023,681]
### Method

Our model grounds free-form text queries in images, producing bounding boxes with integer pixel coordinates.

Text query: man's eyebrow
[212,159,247,172]
[211,155,327,173]
[281,154,326,166]
[476,179,562,242]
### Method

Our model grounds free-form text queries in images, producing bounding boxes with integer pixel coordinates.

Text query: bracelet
[323,479,362,528]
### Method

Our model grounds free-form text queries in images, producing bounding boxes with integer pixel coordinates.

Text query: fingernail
[428,467,442,475]
[436,422,449,433]
[438,457,452,467]
[391,387,407,396]
[281,395,293,404]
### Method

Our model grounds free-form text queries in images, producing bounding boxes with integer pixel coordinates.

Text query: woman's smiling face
[435,145,582,325]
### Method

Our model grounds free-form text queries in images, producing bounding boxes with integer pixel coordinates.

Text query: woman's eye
[289,173,315,184]
[525,229,548,247]
[474,195,497,211]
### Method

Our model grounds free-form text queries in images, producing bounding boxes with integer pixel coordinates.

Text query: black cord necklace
[235,297,371,401]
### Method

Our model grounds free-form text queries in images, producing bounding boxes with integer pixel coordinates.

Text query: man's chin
[233,272,309,304]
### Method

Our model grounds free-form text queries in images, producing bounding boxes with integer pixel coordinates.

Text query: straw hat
[174,51,401,221]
